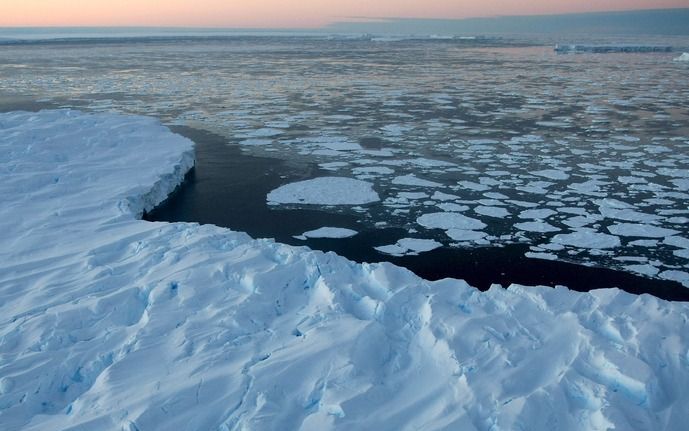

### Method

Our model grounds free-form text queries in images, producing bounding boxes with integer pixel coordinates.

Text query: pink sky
[1,0,687,27]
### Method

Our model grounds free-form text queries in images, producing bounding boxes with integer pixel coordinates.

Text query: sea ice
[515,221,560,233]
[532,169,570,180]
[607,223,680,238]
[392,174,444,188]
[552,230,621,249]
[417,212,487,231]
[519,208,557,219]
[375,238,442,256]
[475,206,510,218]
[674,53,689,62]
[267,177,380,205]
[298,227,358,239]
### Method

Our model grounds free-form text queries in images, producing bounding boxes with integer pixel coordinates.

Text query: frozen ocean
[1,29,689,430]
[2,31,688,293]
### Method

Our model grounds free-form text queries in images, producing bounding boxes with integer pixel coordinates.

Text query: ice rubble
[673,53,689,62]
[2,110,689,431]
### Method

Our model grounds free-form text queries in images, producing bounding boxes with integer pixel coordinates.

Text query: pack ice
[2,110,689,431]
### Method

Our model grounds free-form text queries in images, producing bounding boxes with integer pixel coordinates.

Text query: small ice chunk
[418,212,487,230]
[659,270,689,284]
[432,191,459,201]
[445,229,487,241]
[526,252,558,261]
[244,127,282,138]
[352,166,395,175]
[375,238,442,256]
[532,169,569,180]
[519,208,557,219]
[552,231,621,249]
[625,264,659,277]
[458,181,490,191]
[607,223,679,238]
[515,221,560,233]
[300,227,358,239]
[475,206,510,218]
[437,203,469,212]
[240,138,273,146]
[664,236,689,249]
[392,174,444,188]
[268,177,379,205]
[673,53,689,62]
[629,239,658,247]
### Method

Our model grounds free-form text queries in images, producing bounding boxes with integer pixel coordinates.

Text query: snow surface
[2,110,689,431]
[267,177,379,206]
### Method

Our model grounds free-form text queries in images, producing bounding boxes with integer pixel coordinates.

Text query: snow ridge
[1,111,689,431]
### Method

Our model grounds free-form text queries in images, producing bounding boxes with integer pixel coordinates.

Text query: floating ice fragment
[552,231,621,249]
[417,212,487,230]
[526,252,558,261]
[532,169,570,180]
[267,177,379,205]
[475,206,510,218]
[519,208,557,219]
[392,174,444,188]
[625,264,660,277]
[299,227,358,239]
[515,221,560,233]
[375,238,442,256]
[607,223,679,238]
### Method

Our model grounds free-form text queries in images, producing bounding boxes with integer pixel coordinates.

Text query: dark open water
[145,126,689,300]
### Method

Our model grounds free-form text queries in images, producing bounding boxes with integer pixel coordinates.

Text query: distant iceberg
[674,52,689,62]
[555,44,672,53]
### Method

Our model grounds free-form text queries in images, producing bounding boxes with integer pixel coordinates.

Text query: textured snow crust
[2,111,689,431]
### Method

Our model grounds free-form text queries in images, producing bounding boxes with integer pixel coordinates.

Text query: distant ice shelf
[555,44,673,53]
[2,110,689,431]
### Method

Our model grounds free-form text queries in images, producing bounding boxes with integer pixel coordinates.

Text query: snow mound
[2,110,689,431]
[267,177,379,205]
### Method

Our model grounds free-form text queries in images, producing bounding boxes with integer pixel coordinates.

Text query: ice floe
[375,238,442,256]
[417,212,487,231]
[267,177,380,206]
[552,230,621,249]
[296,227,358,240]
[607,223,680,238]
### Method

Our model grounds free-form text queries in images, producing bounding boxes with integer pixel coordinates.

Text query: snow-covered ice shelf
[2,110,689,431]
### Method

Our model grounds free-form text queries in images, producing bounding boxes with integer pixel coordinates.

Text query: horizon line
[1,7,687,30]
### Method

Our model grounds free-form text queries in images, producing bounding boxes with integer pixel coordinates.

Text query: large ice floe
[2,110,689,431]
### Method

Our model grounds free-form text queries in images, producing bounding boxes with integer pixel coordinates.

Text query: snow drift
[1,110,689,431]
